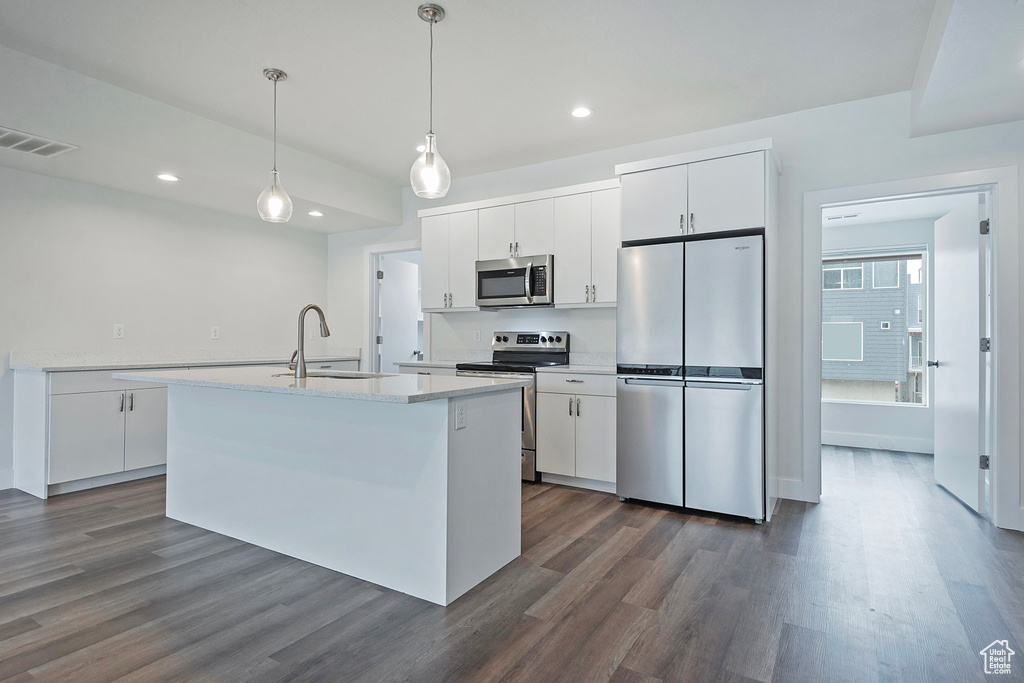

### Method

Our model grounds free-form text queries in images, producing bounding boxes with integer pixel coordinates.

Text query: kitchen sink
[271,371,394,380]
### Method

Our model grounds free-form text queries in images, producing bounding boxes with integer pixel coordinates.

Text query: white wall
[820,217,936,453]
[0,167,331,487]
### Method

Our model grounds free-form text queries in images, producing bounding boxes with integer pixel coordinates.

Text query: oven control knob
[541,336,549,343]
[495,336,501,342]
[555,336,562,343]
[502,336,509,342]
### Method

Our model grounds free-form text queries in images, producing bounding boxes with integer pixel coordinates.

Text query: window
[822,322,863,361]
[872,260,899,288]
[918,295,923,323]
[880,321,890,330]
[823,263,862,290]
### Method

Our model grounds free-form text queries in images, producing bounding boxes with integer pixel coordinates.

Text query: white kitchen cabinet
[553,193,591,305]
[513,199,554,257]
[478,205,515,261]
[48,391,127,484]
[536,372,617,484]
[421,210,479,311]
[536,392,577,477]
[620,163,688,242]
[553,189,621,306]
[687,152,765,234]
[124,387,168,471]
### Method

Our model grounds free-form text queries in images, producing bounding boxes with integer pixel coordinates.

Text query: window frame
[822,263,864,291]
[871,260,900,289]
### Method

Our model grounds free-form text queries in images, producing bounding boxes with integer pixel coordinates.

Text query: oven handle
[524,261,533,303]
[457,370,535,381]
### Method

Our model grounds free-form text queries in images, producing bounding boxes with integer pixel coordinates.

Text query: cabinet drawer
[399,365,457,377]
[49,370,169,395]
[537,373,616,396]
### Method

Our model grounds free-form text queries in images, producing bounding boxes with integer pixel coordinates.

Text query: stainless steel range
[456,331,569,481]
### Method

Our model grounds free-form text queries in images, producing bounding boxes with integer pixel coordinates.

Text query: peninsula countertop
[113,366,531,404]
[10,348,361,372]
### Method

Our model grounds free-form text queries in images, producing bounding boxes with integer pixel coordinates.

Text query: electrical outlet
[210,326,220,340]
[454,402,467,430]
[309,327,316,339]
[113,323,125,340]
[473,330,481,342]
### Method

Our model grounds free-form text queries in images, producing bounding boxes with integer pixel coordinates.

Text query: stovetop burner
[455,330,569,373]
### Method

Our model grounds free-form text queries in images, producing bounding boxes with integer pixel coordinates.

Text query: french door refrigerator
[617,231,765,522]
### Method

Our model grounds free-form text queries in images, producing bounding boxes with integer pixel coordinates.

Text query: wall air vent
[0,126,78,158]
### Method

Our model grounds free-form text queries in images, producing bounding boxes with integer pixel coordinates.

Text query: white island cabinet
[112,366,528,606]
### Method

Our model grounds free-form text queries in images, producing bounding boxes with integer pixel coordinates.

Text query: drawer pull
[565,379,584,383]
[418,371,431,375]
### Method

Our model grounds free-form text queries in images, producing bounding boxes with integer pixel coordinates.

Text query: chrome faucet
[295,304,330,379]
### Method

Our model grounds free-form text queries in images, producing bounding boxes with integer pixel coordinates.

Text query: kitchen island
[113,366,530,606]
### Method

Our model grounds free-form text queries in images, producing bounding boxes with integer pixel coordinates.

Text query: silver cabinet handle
[679,214,685,232]
[319,365,331,369]
[449,292,453,307]
[592,284,596,301]
[524,261,534,302]
[417,371,431,375]
[119,393,125,412]
[129,392,134,411]
[515,241,520,257]
[565,378,584,383]
[569,397,573,416]
[689,212,695,234]
[443,292,448,307]
[585,284,590,302]
[509,242,513,258]
[576,397,581,416]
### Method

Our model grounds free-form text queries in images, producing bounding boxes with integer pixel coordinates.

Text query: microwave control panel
[532,266,547,295]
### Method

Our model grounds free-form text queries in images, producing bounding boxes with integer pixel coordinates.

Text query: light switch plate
[455,402,467,430]
[473,330,481,342]
[113,323,125,339]
[210,326,220,340]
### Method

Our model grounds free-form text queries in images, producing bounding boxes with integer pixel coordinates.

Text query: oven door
[455,370,535,450]
[475,255,553,307]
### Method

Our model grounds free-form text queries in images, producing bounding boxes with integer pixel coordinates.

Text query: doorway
[371,250,423,373]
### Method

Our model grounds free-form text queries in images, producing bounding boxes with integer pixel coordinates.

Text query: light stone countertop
[113,366,531,404]
[10,348,361,372]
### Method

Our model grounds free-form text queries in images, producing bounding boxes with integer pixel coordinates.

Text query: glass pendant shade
[410,133,451,199]
[257,169,293,222]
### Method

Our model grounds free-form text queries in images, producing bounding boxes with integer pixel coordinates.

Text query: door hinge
[376,335,383,345]
[980,455,990,470]
[980,219,990,235]
[981,337,991,352]
[377,270,384,280]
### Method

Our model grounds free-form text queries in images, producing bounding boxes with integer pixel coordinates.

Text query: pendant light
[257,68,294,222]
[410,3,451,199]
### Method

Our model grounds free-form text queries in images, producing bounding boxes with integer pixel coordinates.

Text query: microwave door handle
[524,261,534,302]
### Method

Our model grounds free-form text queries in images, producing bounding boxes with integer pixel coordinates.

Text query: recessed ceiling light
[416,144,426,153]
[571,107,593,118]
[308,210,324,217]
[156,173,181,182]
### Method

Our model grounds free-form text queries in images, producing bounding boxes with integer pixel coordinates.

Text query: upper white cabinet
[687,152,765,234]
[513,199,554,257]
[620,163,688,242]
[617,142,775,242]
[478,205,514,261]
[422,210,479,311]
[553,189,620,305]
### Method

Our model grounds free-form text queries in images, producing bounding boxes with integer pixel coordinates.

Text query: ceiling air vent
[0,126,78,158]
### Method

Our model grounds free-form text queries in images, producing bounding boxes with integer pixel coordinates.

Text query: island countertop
[113,366,531,404]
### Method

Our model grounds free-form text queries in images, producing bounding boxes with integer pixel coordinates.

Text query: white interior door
[932,197,986,512]
[379,256,421,374]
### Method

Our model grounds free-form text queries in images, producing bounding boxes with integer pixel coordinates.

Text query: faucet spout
[296,304,330,379]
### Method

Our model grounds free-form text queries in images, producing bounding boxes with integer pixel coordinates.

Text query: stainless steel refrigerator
[616,232,765,521]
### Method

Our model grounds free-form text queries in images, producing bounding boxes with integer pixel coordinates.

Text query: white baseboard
[540,473,616,494]
[822,431,933,455]
[776,477,810,502]
[0,468,13,490]
[47,465,166,496]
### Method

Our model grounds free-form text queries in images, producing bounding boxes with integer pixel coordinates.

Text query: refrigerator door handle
[622,378,684,387]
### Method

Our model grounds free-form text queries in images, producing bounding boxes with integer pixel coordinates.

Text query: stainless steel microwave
[475,255,554,308]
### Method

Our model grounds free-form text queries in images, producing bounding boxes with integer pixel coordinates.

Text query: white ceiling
[822,192,978,227]
[0,0,1015,232]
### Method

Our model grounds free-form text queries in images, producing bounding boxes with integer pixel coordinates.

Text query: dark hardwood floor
[1,447,1022,682]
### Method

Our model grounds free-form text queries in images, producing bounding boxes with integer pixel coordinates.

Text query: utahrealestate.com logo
[979,640,1015,675]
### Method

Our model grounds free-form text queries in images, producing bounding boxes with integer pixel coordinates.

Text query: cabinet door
[553,193,591,305]
[620,164,688,242]
[421,214,450,310]
[478,205,515,261]
[687,152,765,233]
[514,198,554,257]
[575,395,616,482]
[536,392,576,476]
[590,188,620,304]
[447,210,479,309]
[124,388,168,470]
[48,391,126,484]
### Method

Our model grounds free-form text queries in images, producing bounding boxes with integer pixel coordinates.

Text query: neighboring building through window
[821,254,926,405]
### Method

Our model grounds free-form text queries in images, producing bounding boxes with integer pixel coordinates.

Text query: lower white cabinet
[536,375,616,483]
[48,386,168,485]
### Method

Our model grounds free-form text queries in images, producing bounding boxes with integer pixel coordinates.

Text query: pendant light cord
[273,78,278,172]
[428,18,434,134]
